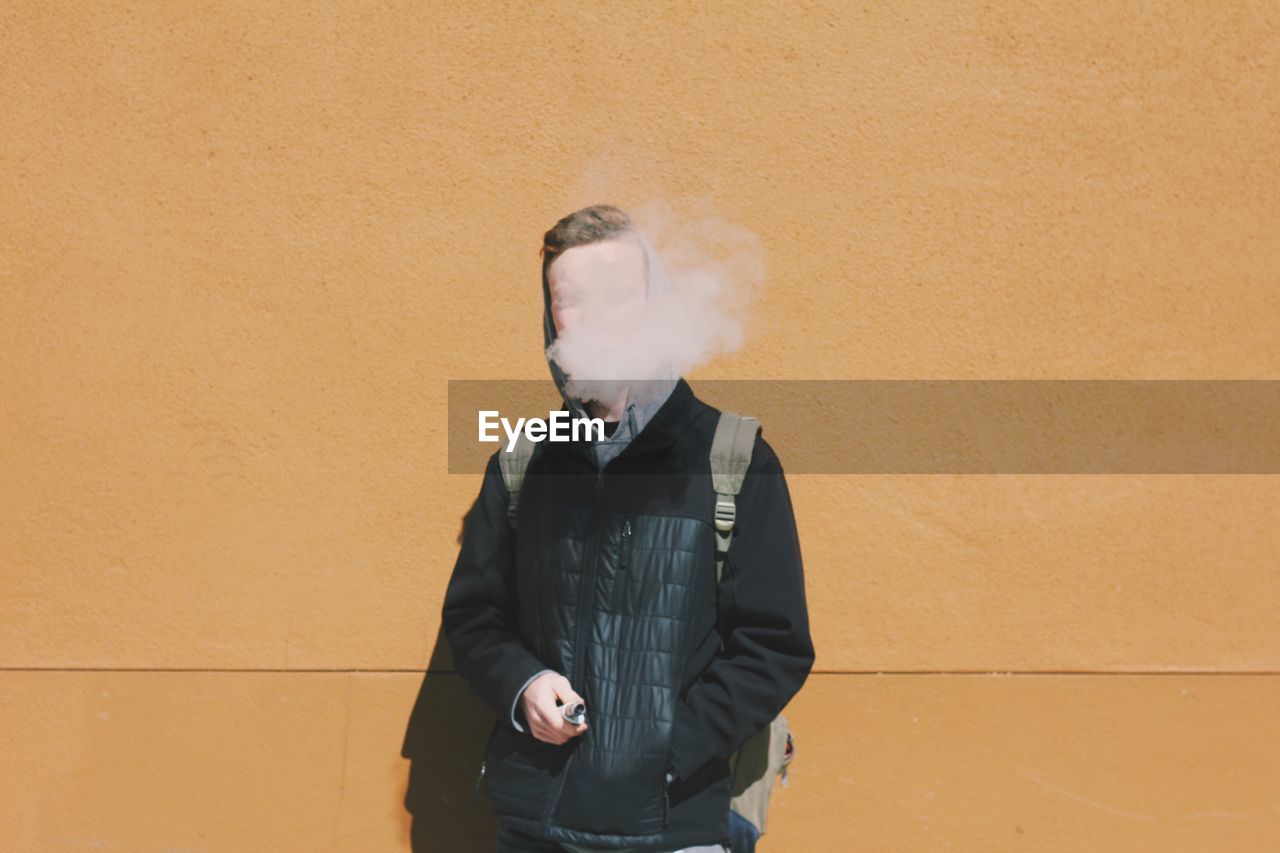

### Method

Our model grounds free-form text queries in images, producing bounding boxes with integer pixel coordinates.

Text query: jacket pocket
[481,724,568,821]
[552,748,668,835]
[612,518,633,612]
[474,718,501,804]
[662,771,671,827]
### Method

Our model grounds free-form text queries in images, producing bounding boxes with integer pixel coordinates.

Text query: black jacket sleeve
[666,436,816,782]
[440,451,552,731]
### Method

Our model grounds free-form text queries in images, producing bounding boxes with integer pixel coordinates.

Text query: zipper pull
[620,520,632,570]
[473,760,486,804]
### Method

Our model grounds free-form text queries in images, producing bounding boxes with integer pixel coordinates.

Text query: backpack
[498,410,795,837]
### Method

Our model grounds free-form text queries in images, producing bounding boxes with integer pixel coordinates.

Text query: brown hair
[540,204,640,276]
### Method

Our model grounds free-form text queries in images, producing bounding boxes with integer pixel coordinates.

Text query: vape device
[562,701,586,725]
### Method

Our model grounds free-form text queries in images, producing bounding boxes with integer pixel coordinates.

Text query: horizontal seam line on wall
[3,668,1279,675]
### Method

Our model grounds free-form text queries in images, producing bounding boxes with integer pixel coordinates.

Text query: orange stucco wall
[2,2,1278,850]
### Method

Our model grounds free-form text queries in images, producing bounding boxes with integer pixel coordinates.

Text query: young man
[441,205,814,852]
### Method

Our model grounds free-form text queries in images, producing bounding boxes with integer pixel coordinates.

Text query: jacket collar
[542,377,696,467]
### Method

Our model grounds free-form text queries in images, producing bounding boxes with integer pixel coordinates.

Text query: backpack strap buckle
[709,412,761,585]
[714,494,737,532]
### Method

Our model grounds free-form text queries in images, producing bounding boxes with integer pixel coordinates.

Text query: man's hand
[520,671,589,745]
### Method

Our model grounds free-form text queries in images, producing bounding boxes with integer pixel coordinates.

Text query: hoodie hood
[542,231,678,467]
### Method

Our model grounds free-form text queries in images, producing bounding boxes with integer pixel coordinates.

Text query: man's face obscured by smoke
[548,237,647,341]
[546,236,668,407]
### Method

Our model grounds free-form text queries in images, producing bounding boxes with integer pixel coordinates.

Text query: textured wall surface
[2,1,1278,850]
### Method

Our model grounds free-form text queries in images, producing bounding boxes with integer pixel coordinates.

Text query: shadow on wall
[402,501,501,852]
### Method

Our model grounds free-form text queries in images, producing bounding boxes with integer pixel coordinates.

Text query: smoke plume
[546,198,765,407]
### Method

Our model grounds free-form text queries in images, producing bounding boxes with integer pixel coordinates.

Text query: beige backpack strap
[714,412,793,835]
[497,432,537,528]
[728,712,793,836]
[710,412,760,583]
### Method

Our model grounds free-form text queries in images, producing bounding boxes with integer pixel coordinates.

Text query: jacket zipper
[543,466,606,827]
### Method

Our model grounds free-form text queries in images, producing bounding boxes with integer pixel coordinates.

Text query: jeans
[496,821,728,852]
[729,810,761,853]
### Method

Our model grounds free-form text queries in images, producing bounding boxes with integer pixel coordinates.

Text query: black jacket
[440,377,815,849]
